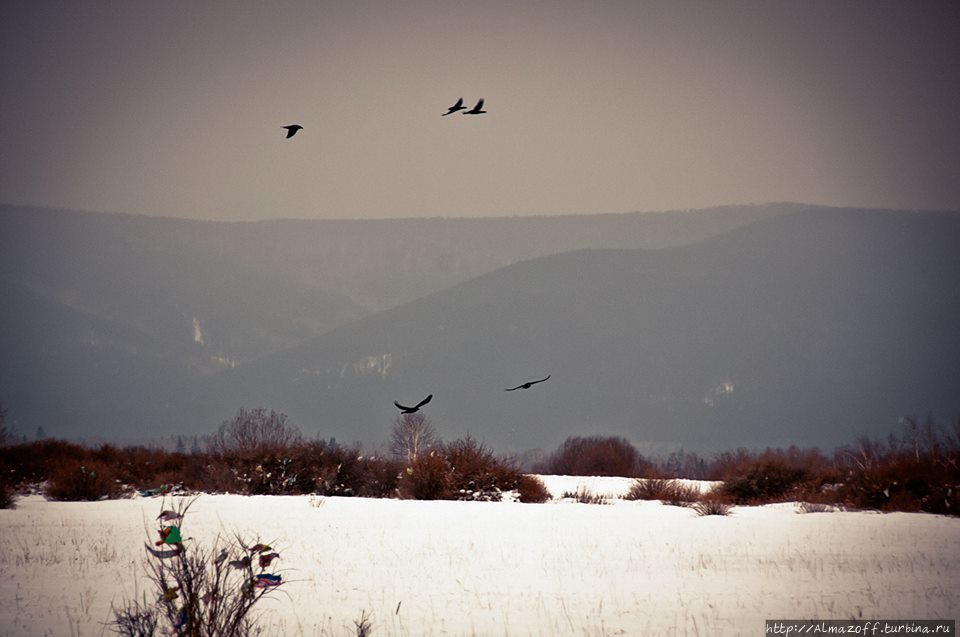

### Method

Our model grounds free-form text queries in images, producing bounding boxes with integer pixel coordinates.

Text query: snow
[1,476,958,636]
[535,475,715,500]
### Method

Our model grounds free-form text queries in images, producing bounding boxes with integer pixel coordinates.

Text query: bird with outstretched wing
[282,124,303,138]
[505,375,551,391]
[463,98,486,115]
[443,98,466,116]
[394,394,433,414]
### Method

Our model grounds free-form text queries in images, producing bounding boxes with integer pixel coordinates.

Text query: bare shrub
[0,473,14,509]
[704,448,755,481]
[148,439,403,497]
[303,441,400,498]
[111,595,159,636]
[95,445,193,490]
[398,451,453,500]
[1,439,86,487]
[714,455,811,505]
[626,478,669,501]
[112,497,284,636]
[516,475,551,503]
[445,435,520,501]
[825,418,960,514]
[563,487,608,505]
[194,458,244,494]
[539,436,648,477]
[46,458,122,501]
[0,402,13,507]
[394,436,524,502]
[663,484,701,506]
[693,498,732,516]
[627,478,698,506]
[204,409,306,496]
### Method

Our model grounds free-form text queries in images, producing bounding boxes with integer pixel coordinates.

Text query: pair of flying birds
[393,375,550,414]
[443,97,486,116]
[280,97,485,139]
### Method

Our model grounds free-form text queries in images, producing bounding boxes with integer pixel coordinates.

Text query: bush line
[1,414,957,514]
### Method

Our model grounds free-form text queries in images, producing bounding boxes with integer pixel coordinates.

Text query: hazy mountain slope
[5,203,955,450]
[0,278,191,438]
[0,202,797,439]
[0,203,797,366]
[190,207,960,453]
[0,206,368,368]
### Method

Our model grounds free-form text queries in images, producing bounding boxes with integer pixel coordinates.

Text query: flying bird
[282,124,303,138]
[394,394,433,414]
[505,375,551,391]
[443,98,466,116]
[463,98,486,115]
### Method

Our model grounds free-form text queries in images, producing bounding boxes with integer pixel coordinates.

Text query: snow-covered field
[1,476,957,636]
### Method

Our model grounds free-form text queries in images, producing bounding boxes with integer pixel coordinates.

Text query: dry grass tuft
[693,499,732,516]
[627,478,700,506]
[562,487,609,505]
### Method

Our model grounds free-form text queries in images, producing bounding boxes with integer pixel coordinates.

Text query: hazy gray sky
[2,1,958,221]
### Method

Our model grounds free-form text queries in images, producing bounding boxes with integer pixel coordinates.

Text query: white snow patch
[536,474,718,500]
[1,481,957,636]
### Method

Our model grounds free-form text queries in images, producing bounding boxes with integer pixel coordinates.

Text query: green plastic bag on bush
[163,525,182,544]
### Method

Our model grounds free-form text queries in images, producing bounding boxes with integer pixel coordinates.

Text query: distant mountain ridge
[183,207,960,453]
[3,204,957,453]
[0,202,794,401]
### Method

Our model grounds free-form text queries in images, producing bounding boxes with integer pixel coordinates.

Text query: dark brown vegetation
[696,417,960,514]
[562,487,609,505]
[0,408,404,501]
[0,401,13,508]
[692,498,733,517]
[534,435,654,477]
[1,408,957,515]
[397,435,525,501]
[626,478,700,506]
[515,474,551,503]
[538,420,960,515]
[0,410,524,504]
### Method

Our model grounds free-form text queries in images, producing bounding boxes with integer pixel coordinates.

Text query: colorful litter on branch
[119,495,288,635]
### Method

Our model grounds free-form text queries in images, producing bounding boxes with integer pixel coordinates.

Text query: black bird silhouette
[282,124,303,138]
[442,98,466,116]
[463,98,486,115]
[394,394,433,414]
[505,375,551,391]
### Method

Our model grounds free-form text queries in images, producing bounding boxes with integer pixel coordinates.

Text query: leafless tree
[390,413,438,463]
[208,408,302,457]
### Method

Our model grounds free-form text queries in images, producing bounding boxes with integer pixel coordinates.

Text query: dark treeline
[2,408,958,515]
[0,407,551,506]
